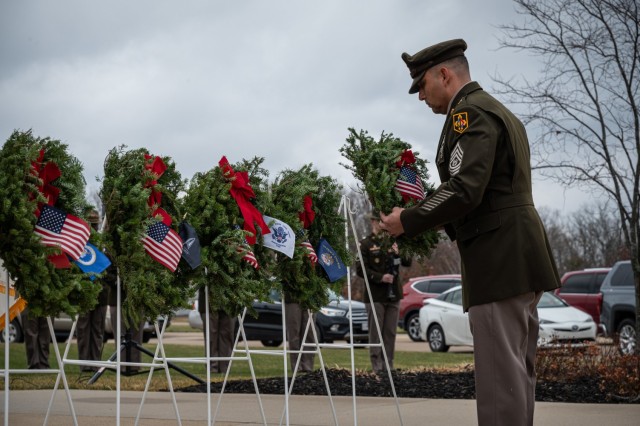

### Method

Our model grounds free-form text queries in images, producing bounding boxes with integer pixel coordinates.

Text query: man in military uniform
[357,214,406,374]
[380,39,561,426]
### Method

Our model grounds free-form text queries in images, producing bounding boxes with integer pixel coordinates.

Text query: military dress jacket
[356,234,404,304]
[400,82,560,311]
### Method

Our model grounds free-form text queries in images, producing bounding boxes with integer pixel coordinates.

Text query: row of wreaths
[0,129,440,326]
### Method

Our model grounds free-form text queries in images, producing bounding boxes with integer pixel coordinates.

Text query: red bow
[219,156,270,245]
[298,195,315,229]
[143,154,167,187]
[396,150,416,168]
[30,149,61,217]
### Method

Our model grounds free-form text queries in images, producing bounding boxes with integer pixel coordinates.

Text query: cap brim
[408,70,425,94]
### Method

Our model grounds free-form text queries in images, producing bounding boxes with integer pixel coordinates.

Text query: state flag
[142,221,183,272]
[34,205,91,261]
[316,238,347,282]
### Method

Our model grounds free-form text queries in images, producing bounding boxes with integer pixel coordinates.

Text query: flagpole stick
[3,268,10,426]
[116,270,122,426]
[204,277,212,426]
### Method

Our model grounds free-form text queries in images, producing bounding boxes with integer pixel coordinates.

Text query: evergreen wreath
[0,130,101,318]
[100,146,191,326]
[266,164,350,311]
[339,128,440,258]
[181,156,273,318]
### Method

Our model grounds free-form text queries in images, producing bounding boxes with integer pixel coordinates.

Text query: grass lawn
[0,341,473,392]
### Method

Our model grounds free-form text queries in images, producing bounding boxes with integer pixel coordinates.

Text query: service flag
[316,238,347,282]
[73,242,111,280]
[178,221,202,270]
[394,166,425,201]
[34,205,91,261]
[142,221,183,271]
[262,215,295,259]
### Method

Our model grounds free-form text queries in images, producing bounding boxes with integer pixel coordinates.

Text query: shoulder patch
[452,112,469,134]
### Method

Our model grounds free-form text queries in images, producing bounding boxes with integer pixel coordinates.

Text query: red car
[399,274,461,341]
[554,268,610,333]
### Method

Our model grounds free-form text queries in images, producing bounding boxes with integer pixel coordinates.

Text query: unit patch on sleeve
[452,112,469,134]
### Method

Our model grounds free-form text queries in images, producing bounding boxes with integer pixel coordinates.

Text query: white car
[419,286,597,352]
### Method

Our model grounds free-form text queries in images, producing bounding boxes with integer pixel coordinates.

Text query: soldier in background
[21,308,53,369]
[198,286,236,374]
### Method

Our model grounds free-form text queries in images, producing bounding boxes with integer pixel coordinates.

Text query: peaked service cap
[401,39,467,94]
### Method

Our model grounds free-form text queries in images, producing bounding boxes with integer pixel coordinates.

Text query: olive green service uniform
[401,39,560,426]
[198,287,236,374]
[356,233,404,374]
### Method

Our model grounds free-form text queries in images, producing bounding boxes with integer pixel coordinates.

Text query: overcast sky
[0,1,598,215]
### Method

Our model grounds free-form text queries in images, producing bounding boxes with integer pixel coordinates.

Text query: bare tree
[494,0,639,347]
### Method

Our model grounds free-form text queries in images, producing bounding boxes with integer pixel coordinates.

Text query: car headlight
[319,307,347,317]
[583,317,594,323]
[539,319,555,325]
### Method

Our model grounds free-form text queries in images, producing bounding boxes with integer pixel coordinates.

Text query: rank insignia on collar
[453,112,469,134]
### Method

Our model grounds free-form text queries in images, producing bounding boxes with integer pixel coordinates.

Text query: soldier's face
[418,68,449,115]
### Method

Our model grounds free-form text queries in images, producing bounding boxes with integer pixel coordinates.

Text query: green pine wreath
[100,146,191,326]
[181,156,273,318]
[339,128,440,258]
[0,130,101,318]
[267,164,350,311]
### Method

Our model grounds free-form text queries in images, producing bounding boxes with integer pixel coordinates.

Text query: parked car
[419,286,597,352]
[398,274,461,342]
[554,268,610,332]
[188,288,369,346]
[600,260,636,355]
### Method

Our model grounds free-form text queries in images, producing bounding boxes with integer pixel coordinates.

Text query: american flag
[394,166,425,201]
[142,221,183,271]
[34,205,91,261]
[237,243,259,269]
[299,240,318,266]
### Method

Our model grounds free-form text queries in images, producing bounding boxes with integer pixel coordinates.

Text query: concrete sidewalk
[1,389,638,426]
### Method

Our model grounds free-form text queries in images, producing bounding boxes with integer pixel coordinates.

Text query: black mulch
[176,368,639,404]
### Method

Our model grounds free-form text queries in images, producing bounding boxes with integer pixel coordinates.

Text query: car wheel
[406,313,423,342]
[427,324,449,353]
[0,319,23,343]
[261,339,282,347]
[617,319,636,355]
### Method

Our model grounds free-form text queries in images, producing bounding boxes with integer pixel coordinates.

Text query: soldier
[198,286,236,374]
[21,308,53,369]
[380,39,561,426]
[357,214,408,375]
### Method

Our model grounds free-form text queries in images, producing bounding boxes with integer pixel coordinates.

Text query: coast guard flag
[394,166,425,201]
[178,221,202,270]
[262,215,295,259]
[316,238,347,282]
[74,242,111,280]
[142,221,183,271]
[34,204,91,260]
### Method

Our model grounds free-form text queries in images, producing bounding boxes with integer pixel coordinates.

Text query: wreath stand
[1,269,78,426]
[149,283,268,426]
[334,195,404,426]
[220,290,338,426]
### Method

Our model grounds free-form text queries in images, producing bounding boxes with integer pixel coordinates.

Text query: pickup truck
[599,260,636,355]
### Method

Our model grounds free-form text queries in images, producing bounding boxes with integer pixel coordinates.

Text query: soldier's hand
[379,208,405,237]
[381,273,395,283]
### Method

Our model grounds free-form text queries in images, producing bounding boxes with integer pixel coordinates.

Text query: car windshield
[537,292,567,308]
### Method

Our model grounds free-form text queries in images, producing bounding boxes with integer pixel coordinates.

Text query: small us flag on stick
[299,240,318,266]
[34,205,91,260]
[142,221,183,271]
[394,166,425,201]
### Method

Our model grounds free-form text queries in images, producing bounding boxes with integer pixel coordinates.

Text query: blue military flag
[178,221,202,270]
[73,242,111,280]
[316,238,347,282]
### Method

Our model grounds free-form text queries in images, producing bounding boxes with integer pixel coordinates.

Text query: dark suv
[399,274,461,341]
[554,268,610,333]
[600,260,636,355]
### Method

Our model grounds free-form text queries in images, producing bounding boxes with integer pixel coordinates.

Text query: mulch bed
[177,368,639,404]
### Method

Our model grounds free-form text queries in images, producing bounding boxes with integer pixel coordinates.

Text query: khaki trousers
[469,291,543,426]
[200,310,236,373]
[284,303,315,372]
[366,301,399,373]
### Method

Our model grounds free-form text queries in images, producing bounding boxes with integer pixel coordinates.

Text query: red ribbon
[143,154,172,225]
[143,154,167,187]
[30,149,61,217]
[396,149,416,168]
[298,195,315,229]
[219,156,270,245]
